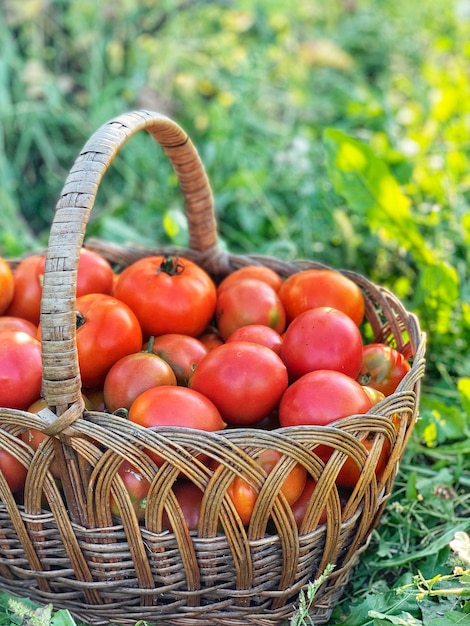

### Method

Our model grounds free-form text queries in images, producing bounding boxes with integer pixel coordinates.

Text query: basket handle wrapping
[40,110,218,413]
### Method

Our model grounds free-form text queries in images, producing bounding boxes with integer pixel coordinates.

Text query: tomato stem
[146,336,155,353]
[358,373,372,386]
[158,256,184,276]
[113,408,129,419]
[76,311,86,330]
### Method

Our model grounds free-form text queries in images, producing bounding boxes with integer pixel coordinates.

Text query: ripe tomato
[357,343,411,396]
[291,478,327,528]
[161,480,204,532]
[0,316,38,337]
[111,459,151,521]
[227,449,307,526]
[103,350,177,413]
[5,254,44,325]
[225,324,283,355]
[146,334,208,386]
[21,397,90,478]
[128,386,225,465]
[278,268,365,326]
[75,248,114,297]
[75,293,143,388]
[114,255,217,339]
[0,330,42,410]
[280,307,364,381]
[0,257,14,314]
[279,370,372,427]
[0,447,27,493]
[317,435,391,490]
[6,249,114,326]
[215,279,286,341]
[217,265,283,294]
[197,327,224,351]
[189,341,289,426]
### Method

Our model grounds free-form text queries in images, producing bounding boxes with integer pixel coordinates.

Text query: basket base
[0,553,360,626]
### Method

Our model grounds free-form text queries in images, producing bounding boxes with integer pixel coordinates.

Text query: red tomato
[0,316,38,337]
[357,343,411,396]
[111,459,151,521]
[75,248,114,297]
[317,436,391,490]
[218,265,283,294]
[146,334,209,386]
[0,257,14,314]
[215,279,286,341]
[189,341,289,426]
[197,327,224,351]
[114,255,217,339]
[280,307,364,381]
[161,480,204,532]
[103,351,177,413]
[226,324,283,355]
[291,478,327,528]
[5,254,44,325]
[0,330,42,409]
[20,398,77,478]
[75,294,143,388]
[21,397,91,478]
[227,449,307,526]
[0,447,27,493]
[128,386,225,465]
[279,370,372,427]
[278,268,365,326]
[5,249,114,326]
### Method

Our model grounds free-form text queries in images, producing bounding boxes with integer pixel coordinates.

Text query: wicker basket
[0,110,426,625]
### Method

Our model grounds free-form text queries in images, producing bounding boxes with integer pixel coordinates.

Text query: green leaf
[373,524,470,569]
[323,128,432,264]
[339,585,422,626]
[428,612,470,625]
[416,395,468,446]
[368,610,421,625]
[413,261,460,335]
[51,609,78,626]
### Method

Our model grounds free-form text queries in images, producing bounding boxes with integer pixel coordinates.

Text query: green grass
[1,0,470,624]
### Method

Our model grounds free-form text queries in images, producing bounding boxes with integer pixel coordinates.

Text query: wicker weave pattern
[0,110,426,625]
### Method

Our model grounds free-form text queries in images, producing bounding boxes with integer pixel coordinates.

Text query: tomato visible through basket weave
[227,449,307,526]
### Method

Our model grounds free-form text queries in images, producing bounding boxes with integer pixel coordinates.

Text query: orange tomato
[5,254,44,325]
[278,268,365,326]
[227,449,307,526]
[217,265,283,294]
[0,257,14,314]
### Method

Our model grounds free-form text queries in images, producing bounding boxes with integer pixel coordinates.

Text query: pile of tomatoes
[0,248,411,530]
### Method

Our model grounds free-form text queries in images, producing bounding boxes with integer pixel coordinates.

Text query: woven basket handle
[40,110,218,413]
